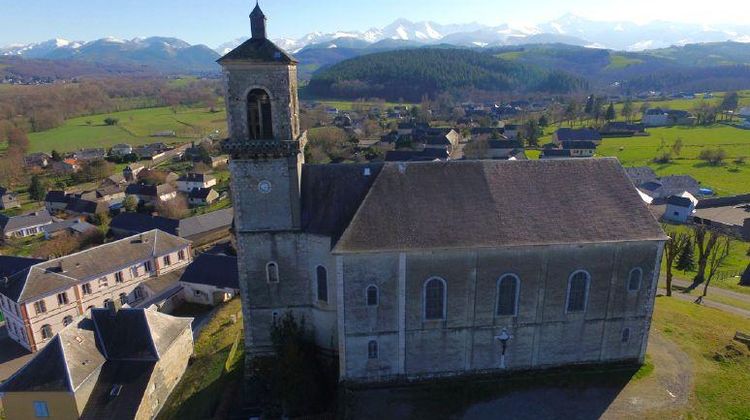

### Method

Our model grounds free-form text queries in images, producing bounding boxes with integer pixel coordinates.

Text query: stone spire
[250,1,267,40]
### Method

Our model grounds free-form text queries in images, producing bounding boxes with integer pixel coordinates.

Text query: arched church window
[424,277,446,320]
[566,271,590,313]
[247,89,273,140]
[267,262,279,283]
[316,266,328,302]
[496,274,520,317]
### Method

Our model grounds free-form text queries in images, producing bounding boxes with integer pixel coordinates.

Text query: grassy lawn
[652,297,750,419]
[607,54,644,70]
[158,299,244,420]
[27,106,227,154]
[597,125,750,195]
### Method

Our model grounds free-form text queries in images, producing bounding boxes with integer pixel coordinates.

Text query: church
[220,4,668,383]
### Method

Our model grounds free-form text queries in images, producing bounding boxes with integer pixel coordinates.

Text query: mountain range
[1,37,220,74]
[250,14,750,53]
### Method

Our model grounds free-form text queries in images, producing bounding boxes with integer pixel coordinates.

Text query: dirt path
[601,330,693,419]
[671,278,750,303]
[658,288,750,318]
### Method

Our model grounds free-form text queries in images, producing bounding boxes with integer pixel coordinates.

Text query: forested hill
[305,48,587,101]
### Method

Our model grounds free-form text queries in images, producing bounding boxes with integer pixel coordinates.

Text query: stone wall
[338,241,664,382]
[136,327,194,420]
[236,231,338,359]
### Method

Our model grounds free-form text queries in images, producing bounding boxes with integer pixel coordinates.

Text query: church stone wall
[236,231,337,357]
[338,241,663,382]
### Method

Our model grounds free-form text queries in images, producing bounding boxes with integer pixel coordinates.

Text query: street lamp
[495,328,512,369]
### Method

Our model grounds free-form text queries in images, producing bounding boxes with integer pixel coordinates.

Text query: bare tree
[696,236,732,303]
[692,225,720,286]
[663,229,690,297]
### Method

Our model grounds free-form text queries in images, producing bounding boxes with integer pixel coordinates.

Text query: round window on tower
[258,180,272,194]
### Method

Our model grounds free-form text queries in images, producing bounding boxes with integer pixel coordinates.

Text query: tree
[675,238,696,272]
[621,99,634,122]
[605,102,616,122]
[671,137,684,157]
[639,102,651,120]
[51,150,62,162]
[663,229,690,297]
[697,236,732,302]
[698,148,727,166]
[522,119,541,147]
[123,195,139,212]
[28,175,49,202]
[463,138,489,160]
[719,91,739,121]
[156,195,189,219]
[538,115,549,127]
[104,117,119,126]
[584,95,595,115]
[692,226,722,286]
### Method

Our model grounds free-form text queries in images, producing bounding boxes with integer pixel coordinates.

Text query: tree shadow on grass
[345,364,641,420]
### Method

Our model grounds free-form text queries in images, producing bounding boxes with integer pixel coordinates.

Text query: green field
[25,106,228,153]
[315,100,414,111]
[597,125,750,196]
[607,54,644,70]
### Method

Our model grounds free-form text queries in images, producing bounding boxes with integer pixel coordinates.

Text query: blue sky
[2,0,750,47]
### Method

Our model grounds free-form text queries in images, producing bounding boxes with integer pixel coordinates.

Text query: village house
[188,187,219,207]
[221,5,668,384]
[123,164,145,182]
[552,128,602,146]
[0,229,192,352]
[209,155,230,168]
[42,218,98,239]
[73,148,107,162]
[176,172,217,193]
[110,143,133,157]
[663,193,698,224]
[126,183,178,205]
[52,158,81,174]
[0,186,21,209]
[0,307,193,420]
[599,122,646,137]
[23,152,51,169]
[179,253,239,306]
[642,108,696,127]
[109,208,234,246]
[561,141,597,157]
[0,210,54,239]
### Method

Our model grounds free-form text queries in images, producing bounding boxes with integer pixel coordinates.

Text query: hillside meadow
[26,106,227,153]
[597,125,750,196]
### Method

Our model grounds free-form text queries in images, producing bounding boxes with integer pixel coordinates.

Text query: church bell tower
[219,2,305,233]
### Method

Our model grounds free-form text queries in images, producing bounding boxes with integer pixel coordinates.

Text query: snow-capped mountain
[210,16,750,54]
[1,37,220,73]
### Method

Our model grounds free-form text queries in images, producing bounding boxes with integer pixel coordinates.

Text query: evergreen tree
[28,175,48,202]
[538,115,549,127]
[605,102,616,121]
[584,95,595,115]
[675,239,696,271]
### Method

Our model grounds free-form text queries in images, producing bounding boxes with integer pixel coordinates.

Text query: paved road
[671,278,750,304]
[658,287,750,318]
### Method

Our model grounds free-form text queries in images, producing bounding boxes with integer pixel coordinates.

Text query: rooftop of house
[43,218,98,236]
[625,166,658,187]
[179,173,216,183]
[109,208,234,239]
[384,148,449,162]
[638,175,701,199]
[487,139,523,149]
[555,128,602,142]
[0,256,45,278]
[0,307,192,418]
[179,253,239,290]
[331,158,667,254]
[0,230,190,303]
[667,195,694,207]
[125,183,176,197]
[188,188,216,200]
[0,210,53,233]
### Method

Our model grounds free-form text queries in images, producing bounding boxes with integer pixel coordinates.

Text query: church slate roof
[218,38,297,64]
[301,163,384,244]
[333,158,667,254]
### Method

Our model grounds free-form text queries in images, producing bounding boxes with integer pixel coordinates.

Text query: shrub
[698,148,727,165]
